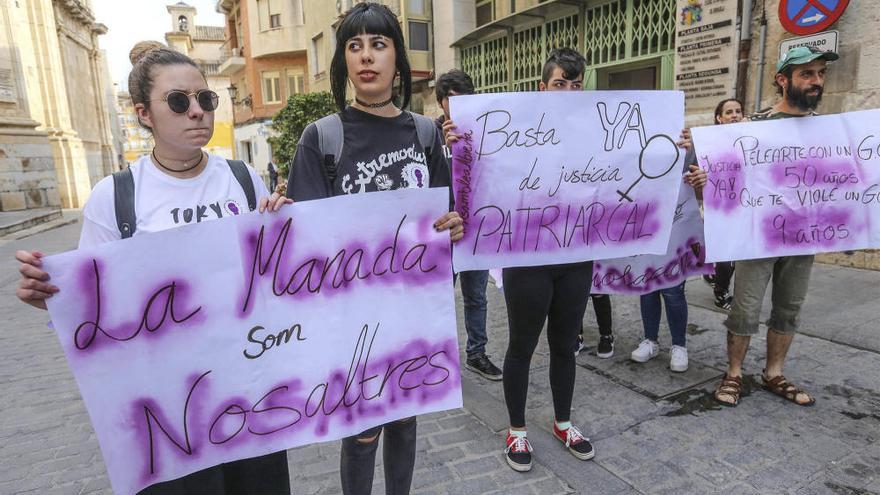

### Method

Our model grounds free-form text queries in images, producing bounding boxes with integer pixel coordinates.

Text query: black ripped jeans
[502,262,593,427]
[340,417,418,495]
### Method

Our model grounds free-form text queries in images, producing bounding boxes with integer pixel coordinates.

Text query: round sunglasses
[147,90,219,113]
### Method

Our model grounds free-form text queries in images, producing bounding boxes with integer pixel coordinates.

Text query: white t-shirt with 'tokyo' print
[79,153,268,248]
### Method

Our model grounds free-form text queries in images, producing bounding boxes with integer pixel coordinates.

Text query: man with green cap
[714,45,838,408]
[753,45,839,120]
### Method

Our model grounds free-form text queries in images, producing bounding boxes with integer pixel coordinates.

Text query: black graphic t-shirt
[289,106,451,201]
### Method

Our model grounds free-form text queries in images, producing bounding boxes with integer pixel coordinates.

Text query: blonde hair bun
[129,41,168,66]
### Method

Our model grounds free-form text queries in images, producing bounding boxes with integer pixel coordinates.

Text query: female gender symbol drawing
[617,134,680,202]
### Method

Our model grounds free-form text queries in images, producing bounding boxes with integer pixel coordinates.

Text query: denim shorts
[723,255,814,336]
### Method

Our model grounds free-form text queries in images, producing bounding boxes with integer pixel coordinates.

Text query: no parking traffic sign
[779,0,850,35]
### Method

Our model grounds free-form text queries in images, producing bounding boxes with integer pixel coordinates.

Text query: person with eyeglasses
[13,41,293,494]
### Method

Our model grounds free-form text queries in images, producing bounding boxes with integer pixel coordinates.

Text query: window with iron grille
[462,0,676,92]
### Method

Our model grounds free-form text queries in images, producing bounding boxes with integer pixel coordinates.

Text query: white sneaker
[670,345,689,372]
[630,339,659,363]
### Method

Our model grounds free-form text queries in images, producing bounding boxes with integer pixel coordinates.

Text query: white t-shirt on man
[79,153,269,248]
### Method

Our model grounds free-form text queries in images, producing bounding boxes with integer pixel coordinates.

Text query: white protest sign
[449,91,686,271]
[692,109,880,262]
[592,180,714,295]
[43,188,461,495]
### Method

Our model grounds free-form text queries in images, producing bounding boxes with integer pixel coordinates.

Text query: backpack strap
[226,159,257,212]
[112,167,136,239]
[407,110,437,164]
[314,113,344,185]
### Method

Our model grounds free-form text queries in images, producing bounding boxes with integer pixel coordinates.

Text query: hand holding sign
[693,108,880,262]
[42,188,461,495]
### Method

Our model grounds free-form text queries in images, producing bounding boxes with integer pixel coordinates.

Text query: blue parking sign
[779,0,850,35]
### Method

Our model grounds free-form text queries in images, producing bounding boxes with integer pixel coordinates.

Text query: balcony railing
[218,45,244,65]
[198,62,221,76]
[218,45,246,76]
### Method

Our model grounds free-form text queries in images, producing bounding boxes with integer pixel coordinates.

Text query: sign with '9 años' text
[692,109,880,262]
[449,91,685,271]
[43,188,461,495]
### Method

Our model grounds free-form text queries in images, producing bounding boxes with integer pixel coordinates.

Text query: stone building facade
[0,0,118,211]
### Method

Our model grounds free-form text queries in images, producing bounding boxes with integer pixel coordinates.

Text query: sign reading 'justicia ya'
[43,188,461,495]
[693,109,880,262]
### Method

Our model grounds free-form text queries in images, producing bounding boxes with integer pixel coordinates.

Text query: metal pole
[741,0,753,40]
[753,7,768,113]
[735,0,754,103]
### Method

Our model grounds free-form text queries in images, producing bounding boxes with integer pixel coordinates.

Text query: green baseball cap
[776,45,839,73]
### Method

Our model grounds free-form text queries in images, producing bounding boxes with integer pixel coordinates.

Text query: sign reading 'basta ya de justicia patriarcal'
[674,0,739,112]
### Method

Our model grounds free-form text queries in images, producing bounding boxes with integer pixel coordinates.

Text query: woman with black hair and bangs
[286,3,463,494]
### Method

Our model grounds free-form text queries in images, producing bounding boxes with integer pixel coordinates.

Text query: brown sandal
[714,374,742,407]
[762,373,815,406]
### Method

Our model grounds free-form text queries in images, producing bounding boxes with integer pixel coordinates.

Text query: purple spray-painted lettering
[469,200,660,256]
[72,258,203,353]
[592,236,707,294]
[452,130,476,223]
[130,324,458,486]
[238,215,449,315]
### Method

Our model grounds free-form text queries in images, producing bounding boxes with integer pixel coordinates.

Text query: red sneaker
[504,431,532,472]
[552,423,595,460]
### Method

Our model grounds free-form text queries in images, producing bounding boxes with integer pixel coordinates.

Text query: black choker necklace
[355,96,394,108]
[152,149,204,174]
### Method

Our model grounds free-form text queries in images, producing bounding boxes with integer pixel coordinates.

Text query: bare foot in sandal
[762,372,815,406]
[714,374,742,407]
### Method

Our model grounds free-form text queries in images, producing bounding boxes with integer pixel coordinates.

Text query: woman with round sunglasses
[286,4,463,494]
[14,41,292,494]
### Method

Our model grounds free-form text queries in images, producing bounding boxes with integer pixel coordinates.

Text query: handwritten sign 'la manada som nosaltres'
[42,188,461,495]
[692,108,880,262]
[449,90,686,272]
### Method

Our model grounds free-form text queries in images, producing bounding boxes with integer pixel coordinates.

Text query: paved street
[1,214,879,494]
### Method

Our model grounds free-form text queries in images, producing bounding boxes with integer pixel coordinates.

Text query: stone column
[0,0,58,211]
[89,25,118,177]
[22,0,93,208]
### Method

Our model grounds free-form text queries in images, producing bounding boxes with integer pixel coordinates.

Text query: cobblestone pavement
[1,216,879,494]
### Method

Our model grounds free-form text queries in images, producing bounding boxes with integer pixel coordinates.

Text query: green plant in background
[269,91,337,177]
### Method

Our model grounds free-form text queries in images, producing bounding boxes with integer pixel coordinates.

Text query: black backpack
[112,159,256,239]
